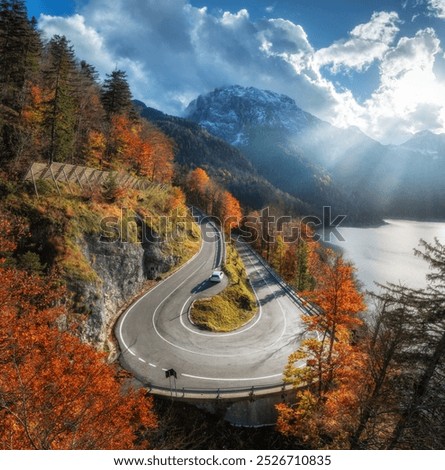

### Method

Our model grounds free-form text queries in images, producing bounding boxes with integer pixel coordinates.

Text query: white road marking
[149,363,157,368]
[117,224,204,358]
[180,294,263,337]
[178,251,264,337]
[119,220,300,380]
[138,357,146,363]
[181,372,282,381]
[151,239,290,357]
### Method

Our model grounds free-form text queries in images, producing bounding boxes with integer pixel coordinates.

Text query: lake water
[326,219,445,292]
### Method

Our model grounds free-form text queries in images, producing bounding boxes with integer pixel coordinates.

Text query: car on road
[209,270,224,283]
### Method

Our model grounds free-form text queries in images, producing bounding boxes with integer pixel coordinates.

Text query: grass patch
[190,242,257,332]
[3,178,201,285]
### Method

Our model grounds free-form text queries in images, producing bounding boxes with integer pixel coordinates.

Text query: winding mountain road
[115,213,309,395]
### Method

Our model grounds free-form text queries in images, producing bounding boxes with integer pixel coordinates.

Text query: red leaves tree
[104,115,173,183]
[216,191,242,233]
[0,216,157,449]
[185,168,242,231]
[187,168,210,195]
[144,124,174,183]
[277,251,367,449]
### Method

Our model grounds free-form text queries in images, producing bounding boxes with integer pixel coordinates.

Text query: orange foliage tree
[106,114,139,170]
[276,252,367,449]
[104,115,173,183]
[187,168,210,195]
[144,125,174,183]
[186,167,211,211]
[217,190,242,233]
[19,83,45,166]
[167,187,186,214]
[0,216,157,449]
[86,129,107,168]
[185,168,242,230]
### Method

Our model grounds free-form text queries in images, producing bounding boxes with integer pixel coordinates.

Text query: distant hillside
[186,86,381,224]
[137,101,312,215]
[186,85,445,222]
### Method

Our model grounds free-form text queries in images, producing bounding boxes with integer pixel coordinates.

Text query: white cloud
[361,28,445,142]
[221,8,249,26]
[38,0,346,120]
[37,1,445,144]
[314,11,400,73]
[428,0,445,18]
[39,13,114,71]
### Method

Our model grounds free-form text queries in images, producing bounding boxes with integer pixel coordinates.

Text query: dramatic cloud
[362,28,445,142]
[38,0,445,144]
[38,0,352,119]
[314,11,400,73]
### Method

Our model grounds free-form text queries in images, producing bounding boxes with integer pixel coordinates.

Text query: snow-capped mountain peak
[185,85,316,146]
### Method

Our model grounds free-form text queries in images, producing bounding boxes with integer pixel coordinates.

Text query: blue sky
[25,0,445,143]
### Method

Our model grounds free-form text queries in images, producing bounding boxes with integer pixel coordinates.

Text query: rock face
[185,84,316,147]
[70,234,177,349]
[185,84,445,221]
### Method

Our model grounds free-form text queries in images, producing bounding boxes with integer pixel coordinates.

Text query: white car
[209,270,224,283]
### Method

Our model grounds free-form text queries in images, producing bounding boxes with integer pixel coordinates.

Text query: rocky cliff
[69,233,179,352]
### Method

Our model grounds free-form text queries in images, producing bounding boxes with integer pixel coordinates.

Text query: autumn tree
[145,125,174,183]
[86,128,106,168]
[277,251,367,449]
[74,61,105,163]
[185,168,242,230]
[135,121,174,183]
[241,209,317,292]
[216,190,242,233]
[19,83,44,161]
[186,167,210,203]
[105,114,137,170]
[103,114,173,183]
[186,167,215,212]
[270,233,286,273]
[294,240,314,291]
[0,213,158,449]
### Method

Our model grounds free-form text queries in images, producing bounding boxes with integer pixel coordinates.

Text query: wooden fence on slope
[24,162,165,196]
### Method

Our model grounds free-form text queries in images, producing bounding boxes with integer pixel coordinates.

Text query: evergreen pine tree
[42,35,78,163]
[74,60,105,163]
[0,0,41,162]
[100,70,134,118]
[350,238,445,449]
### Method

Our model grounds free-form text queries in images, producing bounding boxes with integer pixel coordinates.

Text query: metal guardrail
[237,238,321,317]
[220,228,226,266]
[145,381,293,400]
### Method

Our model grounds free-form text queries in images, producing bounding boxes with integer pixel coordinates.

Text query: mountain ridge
[136,101,313,216]
[184,85,445,222]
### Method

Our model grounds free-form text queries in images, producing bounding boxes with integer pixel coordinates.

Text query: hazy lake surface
[327,220,445,292]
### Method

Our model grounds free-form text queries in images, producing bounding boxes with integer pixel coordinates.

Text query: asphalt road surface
[115,214,308,393]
